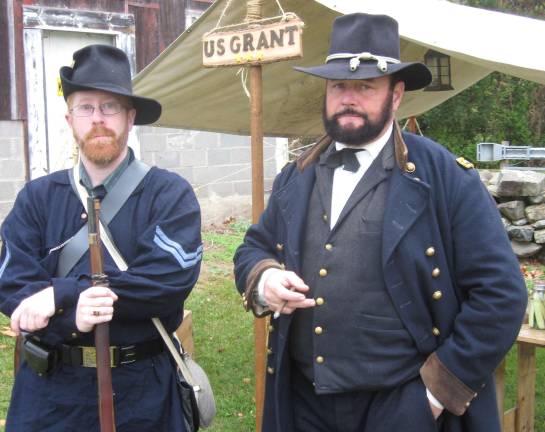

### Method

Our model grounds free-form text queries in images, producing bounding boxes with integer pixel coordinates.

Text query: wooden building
[0,0,213,182]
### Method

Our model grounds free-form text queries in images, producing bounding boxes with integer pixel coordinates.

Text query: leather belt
[61,339,164,368]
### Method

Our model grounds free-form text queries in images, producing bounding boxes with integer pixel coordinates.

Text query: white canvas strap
[151,317,199,391]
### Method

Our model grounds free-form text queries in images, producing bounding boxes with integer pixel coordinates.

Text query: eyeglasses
[70,101,126,117]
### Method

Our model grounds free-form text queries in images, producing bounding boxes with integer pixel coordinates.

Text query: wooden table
[175,309,195,357]
[496,324,545,432]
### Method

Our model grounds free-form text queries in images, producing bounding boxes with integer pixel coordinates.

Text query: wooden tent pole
[250,64,266,432]
[407,116,418,134]
[247,2,266,431]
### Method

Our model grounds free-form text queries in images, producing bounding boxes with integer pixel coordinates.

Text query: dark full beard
[75,125,127,166]
[323,90,394,146]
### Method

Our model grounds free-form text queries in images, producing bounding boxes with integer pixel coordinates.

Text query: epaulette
[456,157,474,170]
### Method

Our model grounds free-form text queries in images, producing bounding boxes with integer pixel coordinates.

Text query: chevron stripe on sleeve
[153,226,203,269]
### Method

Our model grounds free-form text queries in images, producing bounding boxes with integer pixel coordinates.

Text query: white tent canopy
[133,0,545,137]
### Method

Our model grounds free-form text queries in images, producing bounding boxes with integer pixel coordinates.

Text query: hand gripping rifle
[88,197,116,432]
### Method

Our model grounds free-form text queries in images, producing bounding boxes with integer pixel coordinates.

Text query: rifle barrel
[87,197,116,432]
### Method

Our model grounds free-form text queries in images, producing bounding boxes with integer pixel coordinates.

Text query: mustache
[330,109,368,122]
[84,126,116,141]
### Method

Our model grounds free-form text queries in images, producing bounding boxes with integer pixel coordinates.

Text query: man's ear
[392,80,405,112]
[65,110,73,129]
[127,108,137,131]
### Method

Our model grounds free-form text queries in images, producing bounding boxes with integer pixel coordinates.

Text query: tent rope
[236,67,251,98]
[402,117,424,135]
[214,0,234,30]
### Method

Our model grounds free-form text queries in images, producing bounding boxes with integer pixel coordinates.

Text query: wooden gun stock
[88,197,116,432]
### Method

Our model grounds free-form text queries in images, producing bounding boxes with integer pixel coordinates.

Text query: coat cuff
[243,259,283,318]
[420,352,477,416]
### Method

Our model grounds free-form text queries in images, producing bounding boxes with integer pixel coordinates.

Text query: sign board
[203,18,304,67]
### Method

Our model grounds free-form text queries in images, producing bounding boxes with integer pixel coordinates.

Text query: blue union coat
[234,132,527,432]
[0,162,202,431]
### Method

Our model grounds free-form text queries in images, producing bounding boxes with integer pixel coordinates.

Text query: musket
[88,197,116,432]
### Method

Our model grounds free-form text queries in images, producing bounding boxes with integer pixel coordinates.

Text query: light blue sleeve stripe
[0,242,11,279]
[153,226,202,269]
[155,226,203,259]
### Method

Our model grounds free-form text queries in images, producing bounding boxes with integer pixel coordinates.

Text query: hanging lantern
[424,49,454,91]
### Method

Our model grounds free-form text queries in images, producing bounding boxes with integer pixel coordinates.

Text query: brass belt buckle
[81,346,117,368]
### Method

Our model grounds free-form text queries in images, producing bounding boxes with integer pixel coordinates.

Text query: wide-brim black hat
[60,44,161,125]
[294,13,432,91]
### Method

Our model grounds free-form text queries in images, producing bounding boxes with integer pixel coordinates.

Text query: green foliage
[420,1,545,164]
[420,73,543,162]
[455,0,545,18]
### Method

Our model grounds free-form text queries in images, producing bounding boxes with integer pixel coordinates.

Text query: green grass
[0,317,14,431]
[186,221,255,431]
[0,221,544,431]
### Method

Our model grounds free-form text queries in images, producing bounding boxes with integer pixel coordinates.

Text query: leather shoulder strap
[56,160,151,277]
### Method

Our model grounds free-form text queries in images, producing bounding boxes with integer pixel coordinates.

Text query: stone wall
[0,121,27,224]
[481,169,545,260]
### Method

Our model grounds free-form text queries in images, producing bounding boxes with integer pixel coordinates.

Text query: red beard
[77,125,126,166]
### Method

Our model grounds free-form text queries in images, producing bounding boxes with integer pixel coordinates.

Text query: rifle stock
[88,197,116,432]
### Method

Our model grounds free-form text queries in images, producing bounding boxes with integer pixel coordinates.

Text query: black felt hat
[294,13,432,91]
[60,44,161,125]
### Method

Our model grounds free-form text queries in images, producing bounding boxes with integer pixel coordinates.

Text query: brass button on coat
[432,290,443,300]
[319,268,328,277]
[71,332,78,339]
[405,162,416,172]
[432,268,441,278]
[268,324,274,333]
[323,214,328,222]
[314,326,323,335]
[267,367,275,375]
[316,356,324,364]
[325,243,333,251]
[425,247,436,257]
[432,327,441,336]
[81,213,87,220]
[267,348,273,355]
[316,297,325,306]
[276,243,284,251]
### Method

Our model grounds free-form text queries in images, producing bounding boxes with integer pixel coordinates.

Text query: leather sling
[56,159,150,277]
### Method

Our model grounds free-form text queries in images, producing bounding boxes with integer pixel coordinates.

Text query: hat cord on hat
[326,52,400,73]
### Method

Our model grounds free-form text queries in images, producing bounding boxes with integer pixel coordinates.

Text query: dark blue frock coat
[234,132,527,432]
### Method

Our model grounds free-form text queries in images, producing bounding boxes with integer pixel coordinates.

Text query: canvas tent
[133,0,545,138]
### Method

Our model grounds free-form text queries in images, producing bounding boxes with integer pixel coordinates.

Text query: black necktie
[324,148,364,172]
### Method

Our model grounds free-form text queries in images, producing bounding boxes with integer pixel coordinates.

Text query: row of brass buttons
[427,246,442,336]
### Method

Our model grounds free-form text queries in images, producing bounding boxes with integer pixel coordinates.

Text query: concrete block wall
[0,121,27,224]
[137,126,285,223]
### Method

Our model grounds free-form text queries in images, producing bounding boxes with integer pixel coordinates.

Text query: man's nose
[90,107,106,123]
[340,89,357,106]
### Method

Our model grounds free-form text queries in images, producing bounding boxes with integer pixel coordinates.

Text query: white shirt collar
[335,122,393,159]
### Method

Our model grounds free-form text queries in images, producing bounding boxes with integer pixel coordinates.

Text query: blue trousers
[291,365,447,432]
[7,350,187,432]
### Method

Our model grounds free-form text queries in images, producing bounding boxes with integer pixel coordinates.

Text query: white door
[42,31,114,174]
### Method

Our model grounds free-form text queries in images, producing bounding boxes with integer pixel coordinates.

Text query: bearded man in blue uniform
[234,13,527,432]
[0,44,201,431]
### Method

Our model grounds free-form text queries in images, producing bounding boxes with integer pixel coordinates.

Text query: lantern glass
[424,50,454,91]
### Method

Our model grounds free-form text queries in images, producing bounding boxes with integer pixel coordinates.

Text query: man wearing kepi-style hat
[0,44,202,431]
[234,13,526,432]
